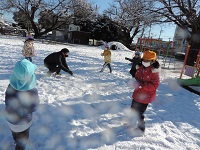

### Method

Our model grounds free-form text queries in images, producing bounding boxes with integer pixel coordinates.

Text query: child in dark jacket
[4,59,39,150]
[125,51,141,77]
[131,50,160,132]
[44,48,73,76]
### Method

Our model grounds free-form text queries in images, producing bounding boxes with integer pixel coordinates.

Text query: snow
[98,41,130,51]
[107,41,130,50]
[0,35,200,150]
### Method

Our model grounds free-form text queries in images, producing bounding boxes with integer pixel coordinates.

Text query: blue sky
[92,0,175,41]
[3,0,175,41]
[92,0,113,13]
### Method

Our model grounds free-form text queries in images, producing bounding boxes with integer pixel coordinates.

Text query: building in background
[67,23,90,45]
[173,26,188,53]
[49,23,90,45]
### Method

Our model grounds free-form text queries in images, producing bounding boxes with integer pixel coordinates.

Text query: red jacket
[132,65,160,104]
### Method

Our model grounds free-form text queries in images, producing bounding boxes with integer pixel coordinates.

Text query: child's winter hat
[105,43,109,48]
[135,51,140,56]
[10,59,37,91]
[142,50,156,60]
[61,48,69,53]
[26,35,34,41]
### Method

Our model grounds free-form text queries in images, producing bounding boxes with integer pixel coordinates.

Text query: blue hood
[10,59,37,91]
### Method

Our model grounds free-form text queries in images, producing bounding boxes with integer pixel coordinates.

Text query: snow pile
[108,41,130,51]
[98,41,130,51]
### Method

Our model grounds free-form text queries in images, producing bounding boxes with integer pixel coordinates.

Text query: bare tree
[70,0,97,21]
[13,10,31,29]
[104,0,159,47]
[150,0,200,65]
[0,0,96,38]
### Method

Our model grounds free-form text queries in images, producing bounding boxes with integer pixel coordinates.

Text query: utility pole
[158,27,163,39]
[148,24,151,38]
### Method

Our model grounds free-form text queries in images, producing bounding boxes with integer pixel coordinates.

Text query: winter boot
[55,72,61,75]
[138,120,145,132]
[47,71,51,76]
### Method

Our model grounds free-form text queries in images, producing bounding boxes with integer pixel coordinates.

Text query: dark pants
[25,57,32,62]
[44,63,61,74]
[131,99,148,131]
[100,62,112,73]
[130,68,136,77]
[11,128,30,150]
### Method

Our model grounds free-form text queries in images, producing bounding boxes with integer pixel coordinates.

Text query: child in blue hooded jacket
[4,59,39,150]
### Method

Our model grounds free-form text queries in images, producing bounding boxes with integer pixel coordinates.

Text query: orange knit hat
[142,50,156,60]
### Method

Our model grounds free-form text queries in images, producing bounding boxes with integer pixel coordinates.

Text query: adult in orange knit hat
[142,50,156,60]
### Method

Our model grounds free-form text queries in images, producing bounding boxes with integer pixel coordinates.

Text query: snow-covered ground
[0,35,199,150]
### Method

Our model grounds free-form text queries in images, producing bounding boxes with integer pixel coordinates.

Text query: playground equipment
[158,41,175,69]
[136,38,162,52]
[177,45,200,86]
[136,38,175,69]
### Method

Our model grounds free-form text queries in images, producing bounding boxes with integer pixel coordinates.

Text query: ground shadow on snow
[0,90,134,149]
[30,102,141,150]
[150,80,200,131]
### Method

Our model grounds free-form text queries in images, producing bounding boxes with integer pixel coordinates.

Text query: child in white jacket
[22,36,35,62]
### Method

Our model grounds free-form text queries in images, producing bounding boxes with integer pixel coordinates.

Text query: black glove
[138,59,142,66]
[68,71,73,76]
[152,60,160,69]
[125,57,128,60]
